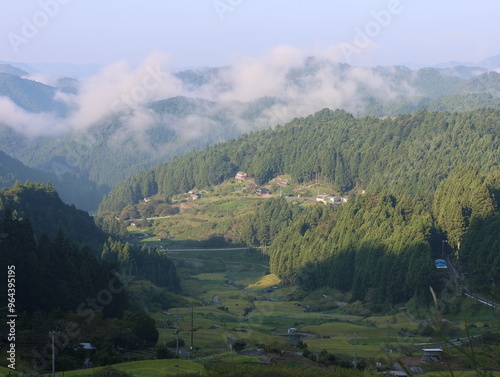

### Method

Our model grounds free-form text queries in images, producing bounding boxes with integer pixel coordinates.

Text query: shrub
[156,346,177,359]
[91,366,132,377]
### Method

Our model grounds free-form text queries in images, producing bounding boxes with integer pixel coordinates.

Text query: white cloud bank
[0,46,411,139]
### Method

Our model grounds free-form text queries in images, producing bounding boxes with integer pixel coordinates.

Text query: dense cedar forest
[0,150,107,212]
[0,208,127,317]
[241,169,499,306]
[0,181,108,252]
[0,183,180,293]
[101,238,180,291]
[0,183,179,365]
[99,108,500,300]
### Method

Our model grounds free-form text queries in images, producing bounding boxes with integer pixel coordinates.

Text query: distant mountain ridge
[1,58,500,212]
[434,54,500,69]
[0,72,68,114]
[0,149,49,186]
[0,60,104,78]
[0,181,107,251]
[0,149,107,211]
[0,64,28,76]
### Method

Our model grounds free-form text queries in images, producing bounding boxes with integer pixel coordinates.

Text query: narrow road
[165,254,269,269]
[127,216,172,221]
[166,247,251,252]
[446,257,499,309]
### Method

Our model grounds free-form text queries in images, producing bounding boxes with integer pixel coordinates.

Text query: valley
[1,68,500,377]
[2,3,500,376]
[2,106,499,376]
[101,183,499,375]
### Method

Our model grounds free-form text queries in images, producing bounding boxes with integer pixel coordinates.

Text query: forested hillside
[0,150,106,210]
[0,72,67,114]
[0,182,108,253]
[101,238,180,291]
[0,182,180,290]
[99,108,499,301]
[0,209,127,316]
[247,194,436,306]
[0,150,48,186]
[433,167,500,290]
[0,182,181,368]
[100,108,500,211]
[241,173,498,304]
[1,64,500,213]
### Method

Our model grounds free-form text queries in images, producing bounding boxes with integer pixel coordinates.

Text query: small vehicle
[434,259,447,269]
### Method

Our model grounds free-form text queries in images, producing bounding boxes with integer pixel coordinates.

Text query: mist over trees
[1,60,500,212]
[0,181,108,252]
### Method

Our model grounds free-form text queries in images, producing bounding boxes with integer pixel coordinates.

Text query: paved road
[445,256,460,279]
[446,257,499,309]
[166,247,251,252]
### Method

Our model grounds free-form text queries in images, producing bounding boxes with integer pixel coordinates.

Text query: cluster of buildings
[235,172,271,196]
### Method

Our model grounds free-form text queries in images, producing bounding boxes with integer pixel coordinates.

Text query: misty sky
[1,0,499,69]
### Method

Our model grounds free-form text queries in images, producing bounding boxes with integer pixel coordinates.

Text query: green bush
[195,363,363,377]
[91,366,132,377]
[156,346,177,359]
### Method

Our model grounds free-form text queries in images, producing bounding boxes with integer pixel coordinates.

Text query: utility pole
[387,321,390,343]
[385,319,390,343]
[49,331,60,377]
[442,239,448,259]
[159,319,169,347]
[353,333,357,370]
[190,306,194,352]
[175,308,180,355]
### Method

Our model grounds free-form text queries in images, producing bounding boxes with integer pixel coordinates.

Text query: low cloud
[22,72,57,86]
[0,97,64,137]
[61,51,181,131]
[1,46,411,142]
